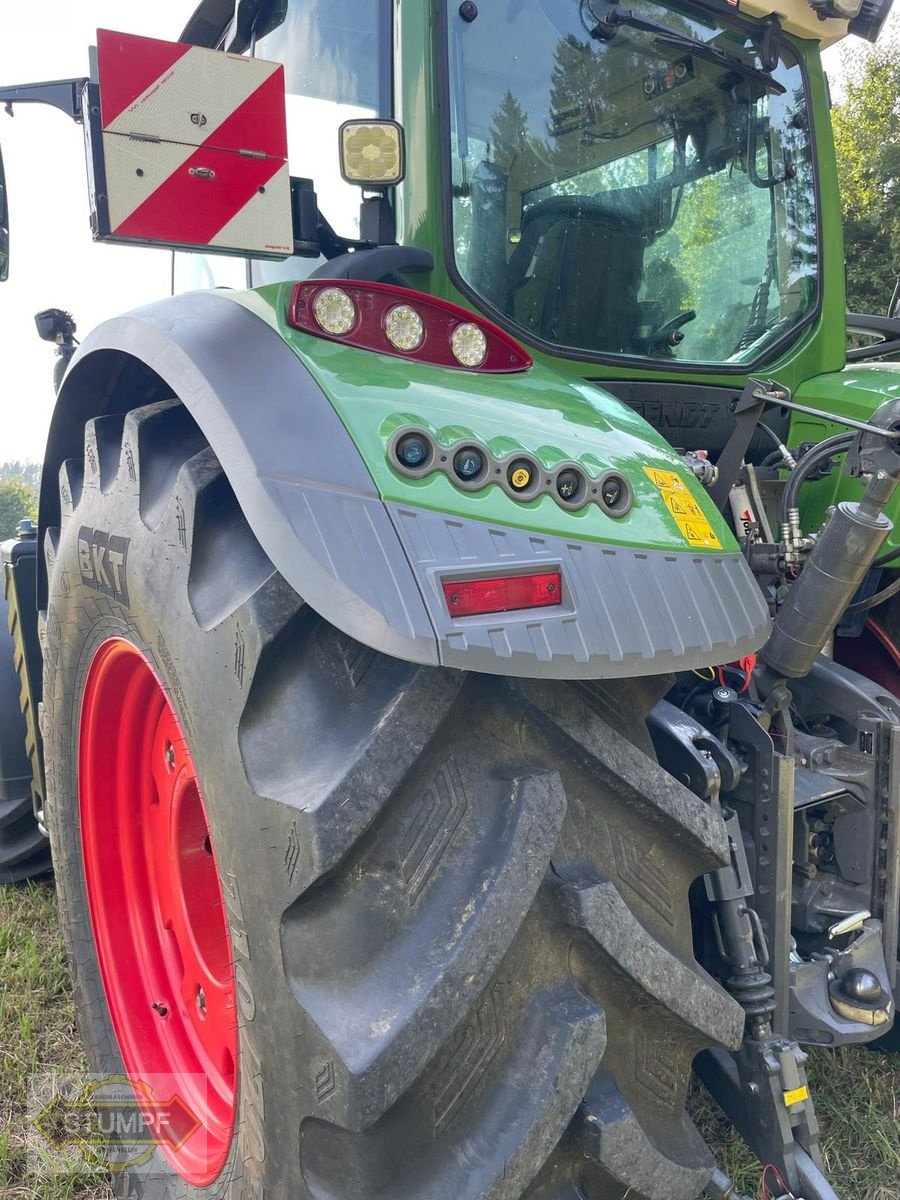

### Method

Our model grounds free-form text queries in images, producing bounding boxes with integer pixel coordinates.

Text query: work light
[339,120,405,187]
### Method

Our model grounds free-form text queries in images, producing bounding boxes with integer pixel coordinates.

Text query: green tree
[0,478,38,540]
[0,463,42,492]
[832,39,900,313]
[0,460,41,491]
[489,91,529,173]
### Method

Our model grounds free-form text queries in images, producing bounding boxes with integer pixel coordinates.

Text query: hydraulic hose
[845,573,900,615]
[763,399,900,678]
[873,543,900,569]
[778,432,855,527]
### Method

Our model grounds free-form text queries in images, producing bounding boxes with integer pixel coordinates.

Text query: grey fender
[41,289,770,678]
[41,290,440,664]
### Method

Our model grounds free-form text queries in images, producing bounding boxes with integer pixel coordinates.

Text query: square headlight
[339,119,406,188]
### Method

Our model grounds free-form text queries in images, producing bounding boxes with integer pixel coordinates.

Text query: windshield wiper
[589,8,787,95]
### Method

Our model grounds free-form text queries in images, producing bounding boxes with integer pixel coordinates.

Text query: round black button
[556,469,582,502]
[454,447,485,481]
[396,433,431,470]
[602,476,623,507]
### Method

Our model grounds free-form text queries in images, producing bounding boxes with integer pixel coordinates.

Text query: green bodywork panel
[197,7,896,571]
[787,364,900,554]
[392,10,899,557]
[230,284,737,555]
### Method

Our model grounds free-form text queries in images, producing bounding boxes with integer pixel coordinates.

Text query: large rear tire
[44,399,743,1199]
[0,577,51,883]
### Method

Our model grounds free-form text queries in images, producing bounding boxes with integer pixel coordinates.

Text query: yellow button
[511,468,530,489]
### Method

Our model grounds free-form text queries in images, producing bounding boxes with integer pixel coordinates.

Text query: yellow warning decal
[643,467,722,549]
[783,1086,809,1107]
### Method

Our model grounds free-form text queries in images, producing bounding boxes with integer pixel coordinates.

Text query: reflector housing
[443,572,562,617]
[288,280,532,373]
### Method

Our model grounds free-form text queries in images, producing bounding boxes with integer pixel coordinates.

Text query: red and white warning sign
[94,30,293,258]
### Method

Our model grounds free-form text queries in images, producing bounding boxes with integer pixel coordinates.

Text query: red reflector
[443,572,562,617]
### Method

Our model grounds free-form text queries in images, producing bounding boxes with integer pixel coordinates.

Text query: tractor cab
[447,0,816,367]
[166,0,894,453]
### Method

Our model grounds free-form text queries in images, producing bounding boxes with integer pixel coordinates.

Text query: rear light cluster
[390,427,634,516]
[288,280,532,373]
[443,572,562,617]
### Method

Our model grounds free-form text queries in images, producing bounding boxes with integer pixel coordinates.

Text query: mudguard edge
[41,289,771,677]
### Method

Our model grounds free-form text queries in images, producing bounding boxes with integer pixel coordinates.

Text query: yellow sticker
[643,467,722,549]
[783,1086,809,1107]
[511,467,531,489]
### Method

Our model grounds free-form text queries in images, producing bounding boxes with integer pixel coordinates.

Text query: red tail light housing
[287,279,532,373]
[443,572,562,617]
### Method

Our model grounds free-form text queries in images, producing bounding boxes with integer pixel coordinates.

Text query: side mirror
[0,146,9,282]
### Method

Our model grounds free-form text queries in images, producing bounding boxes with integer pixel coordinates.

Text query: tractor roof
[178,0,894,58]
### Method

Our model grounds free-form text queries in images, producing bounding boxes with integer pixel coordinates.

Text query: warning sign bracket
[1,32,294,261]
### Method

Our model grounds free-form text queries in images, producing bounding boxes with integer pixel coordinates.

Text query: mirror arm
[0,79,88,122]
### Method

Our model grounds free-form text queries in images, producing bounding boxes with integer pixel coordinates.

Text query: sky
[0,2,197,464]
[0,3,890,463]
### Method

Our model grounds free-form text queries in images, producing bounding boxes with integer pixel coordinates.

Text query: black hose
[758,421,790,457]
[845,573,900,615]
[873,543,900,569]
[779,433,855,526]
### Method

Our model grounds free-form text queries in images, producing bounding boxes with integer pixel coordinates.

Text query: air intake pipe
[761,399,900,679]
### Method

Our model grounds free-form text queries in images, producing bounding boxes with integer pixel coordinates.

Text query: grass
[1,881,899,1199]
[691,1049,900,1199]
[0,881,113,1200]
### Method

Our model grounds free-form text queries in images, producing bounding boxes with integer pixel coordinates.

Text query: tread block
[175,448,276,630]
[0,789,33,826]
[550,873,742,1052]
[43,528,60,580]
[239,623,464,894]
[574,1072,714,1200]
[58,459,83,526]
[83,414,126,493]
[122,399,207,530]
[0,814,49,870]
[300,978,606,1200]
[518,679,730,873]
[282,756,567,1127]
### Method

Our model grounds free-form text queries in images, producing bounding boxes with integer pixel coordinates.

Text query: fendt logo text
[78,527,130,608]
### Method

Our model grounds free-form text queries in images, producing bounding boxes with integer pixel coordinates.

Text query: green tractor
[1,0,899,1197]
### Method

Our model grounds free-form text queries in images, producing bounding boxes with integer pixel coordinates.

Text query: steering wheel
[644,308,697,350]
[520,193,643,233]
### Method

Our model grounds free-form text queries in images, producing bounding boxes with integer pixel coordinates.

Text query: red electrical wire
[760,1162,796,1199]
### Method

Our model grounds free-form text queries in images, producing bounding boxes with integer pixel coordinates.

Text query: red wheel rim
[79,638,237,1185]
